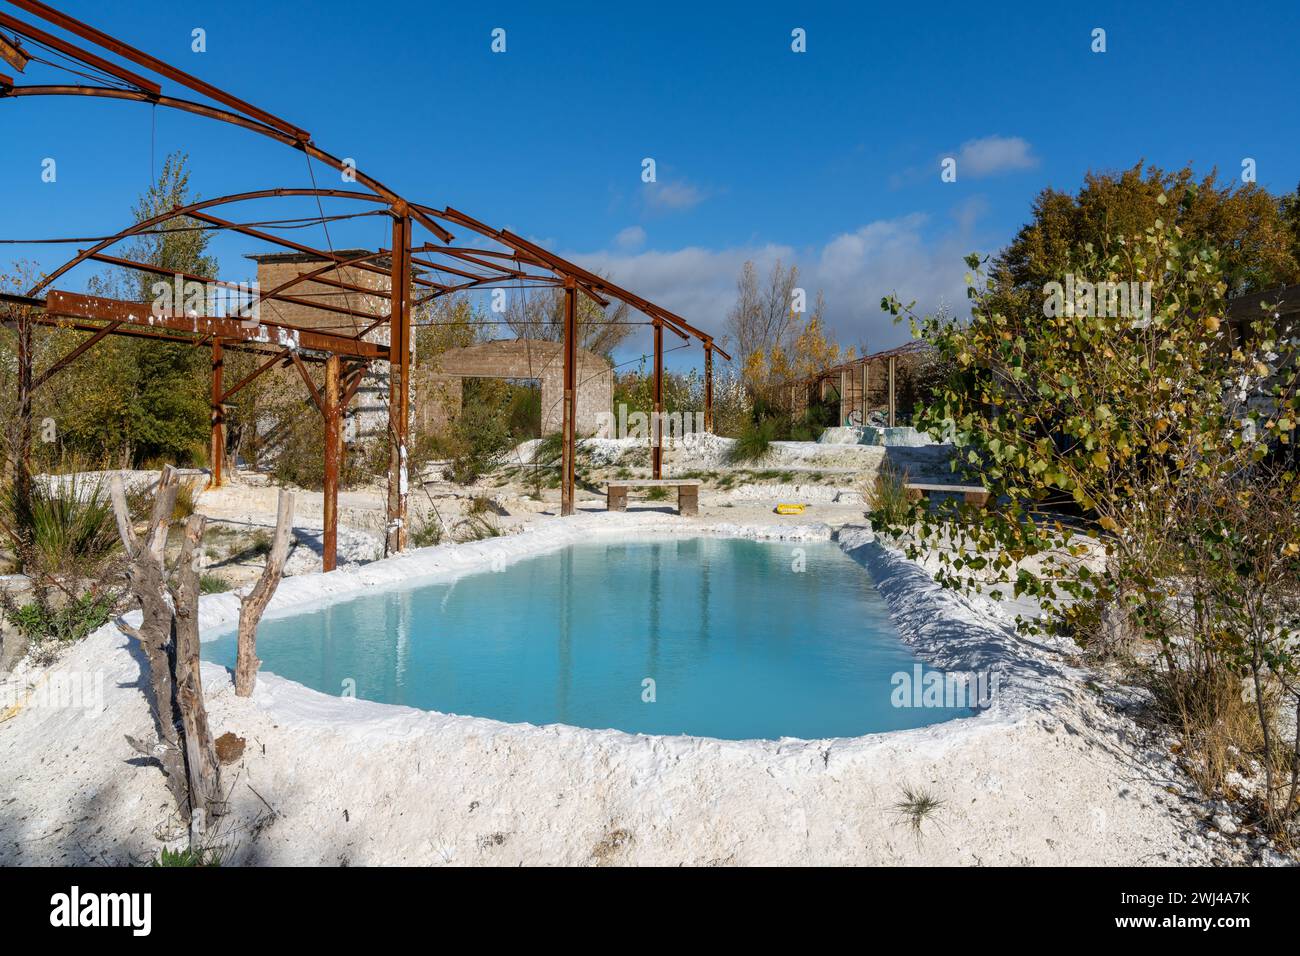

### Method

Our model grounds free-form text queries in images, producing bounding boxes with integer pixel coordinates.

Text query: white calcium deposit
[0,512,1249,865]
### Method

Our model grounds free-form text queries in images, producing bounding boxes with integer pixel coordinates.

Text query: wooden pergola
[0,1,730,570]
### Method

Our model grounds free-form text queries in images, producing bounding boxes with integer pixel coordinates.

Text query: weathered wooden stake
[110,467,223,824]
[173,512,223,814]
[235,488,295,697]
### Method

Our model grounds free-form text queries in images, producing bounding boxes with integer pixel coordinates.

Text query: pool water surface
[202,537,971,739]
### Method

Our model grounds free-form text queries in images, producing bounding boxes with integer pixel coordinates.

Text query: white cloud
[569,208,983,360]
[953,135,1037,178]
[614,225,646,250]
[644,180,706,212]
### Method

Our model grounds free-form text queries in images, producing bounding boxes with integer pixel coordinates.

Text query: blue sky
[3,0,1299,369]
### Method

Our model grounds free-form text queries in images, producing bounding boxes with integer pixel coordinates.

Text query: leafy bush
[0,585,117,645]
[881,196,1300,835]
[442,380,519,485]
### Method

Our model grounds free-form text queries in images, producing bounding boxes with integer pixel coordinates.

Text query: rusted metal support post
[385,212,412,555]
[11,308,33,555]
[888,355,896,428]
[652,320,664,479]
[703,343,714,434]
[323,353,340,572]
[209,338,224,487]
[561,276,577,517]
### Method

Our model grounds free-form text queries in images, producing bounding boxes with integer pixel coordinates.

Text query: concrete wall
[251,251,393,437]
[415,340,612,436]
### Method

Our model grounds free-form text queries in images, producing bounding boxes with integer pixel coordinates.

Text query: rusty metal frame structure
[786,340,933,429]
[0,1,729,569]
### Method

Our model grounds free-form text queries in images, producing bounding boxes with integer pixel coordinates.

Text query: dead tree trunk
[235,488,295,697]
[110,467,223,826]
[173,512,223,825]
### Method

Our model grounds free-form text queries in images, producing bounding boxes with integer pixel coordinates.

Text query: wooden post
[111,467,223,825]
[561,277,577,516]
[839,369,848,425]
[861,360,869,425]
[209,338,224,487]
[323,353,340,571]
[703,343,714,434]
[173,512,223,820]
[235,488,295,696]
[888,355,896,428]
[386,213,412,555]
[652,320,663,479]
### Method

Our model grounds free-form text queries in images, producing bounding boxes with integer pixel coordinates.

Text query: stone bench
[606,479,701,516]
[903,482,992,507]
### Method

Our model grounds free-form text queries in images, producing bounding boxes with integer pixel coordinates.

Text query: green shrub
[864,461,913,530]
[727,418,779,464]
[409,513,446,548]
[2,473,122,577]
[247,529,272,557]
[172,480,198,522]
[150,846,221,867]
[199,573,232,594]
[452,513,503,542]
[0,585,117,644]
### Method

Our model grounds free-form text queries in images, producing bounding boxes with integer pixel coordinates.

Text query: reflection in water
[203,538,973,740]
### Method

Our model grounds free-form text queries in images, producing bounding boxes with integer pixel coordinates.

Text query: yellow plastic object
[774,503,806,515]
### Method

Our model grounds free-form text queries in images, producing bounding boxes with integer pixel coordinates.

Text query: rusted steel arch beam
[30,319,121,391]
[416,212,613,310]
[496,227,727,356]
[431,206,726,357]
[7,0,297,135]
[410,273,566,308]
[289,351,324,414]
[0,28,28,71]
[7,313,324,361]
[260,251,395,303]
[219,347,292,404]
[0,11,161,93]
[25,186,393,298]
[0,85,453,242]
[413,250,599,303]
[404,254,507,285]
[412,244,556,277]
[88,252,388,325]
[40,290,389,360]
[187,210,445,294]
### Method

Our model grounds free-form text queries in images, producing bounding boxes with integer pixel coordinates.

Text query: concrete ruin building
[250,251,613,442]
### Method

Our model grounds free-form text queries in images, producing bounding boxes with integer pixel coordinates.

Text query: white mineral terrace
[0,510,1246,865]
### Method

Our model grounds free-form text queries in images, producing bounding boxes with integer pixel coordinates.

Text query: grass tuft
[892,785,945,841]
